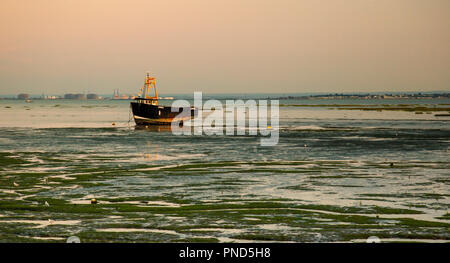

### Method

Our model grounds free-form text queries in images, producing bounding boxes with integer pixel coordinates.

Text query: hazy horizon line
[1,90,448,98]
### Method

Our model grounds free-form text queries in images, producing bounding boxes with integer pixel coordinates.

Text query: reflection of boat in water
[134,125,174,132]
[130,73,197,125]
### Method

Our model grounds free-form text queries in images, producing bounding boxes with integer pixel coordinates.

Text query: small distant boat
[130,73,197,125]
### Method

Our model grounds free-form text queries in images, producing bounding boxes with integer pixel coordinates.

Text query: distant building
[17,93,30,100]
[87,93,99,99]
[64,93,86,100]
[74,94,86,100]
[112,90,130,100]
[43,95,59,100]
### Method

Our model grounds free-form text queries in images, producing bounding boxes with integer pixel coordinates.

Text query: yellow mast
[137,73,158,105]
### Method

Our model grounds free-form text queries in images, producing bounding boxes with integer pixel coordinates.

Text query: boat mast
[137,72,158,105]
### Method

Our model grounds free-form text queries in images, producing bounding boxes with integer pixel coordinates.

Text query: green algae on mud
[0,190,448,243]
[1,159,448,243]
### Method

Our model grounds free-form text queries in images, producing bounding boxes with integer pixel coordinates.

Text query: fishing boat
[130,73,197,125]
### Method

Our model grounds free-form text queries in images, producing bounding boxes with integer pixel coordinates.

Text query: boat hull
[130,102,197,125]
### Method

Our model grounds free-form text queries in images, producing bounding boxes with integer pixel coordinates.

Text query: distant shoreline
[271,93,450,100]
[1,92,449,100]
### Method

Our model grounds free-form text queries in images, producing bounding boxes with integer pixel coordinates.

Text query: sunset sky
[0,0,449,95]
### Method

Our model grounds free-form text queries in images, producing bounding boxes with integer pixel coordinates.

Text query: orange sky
[1,0,449,94]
